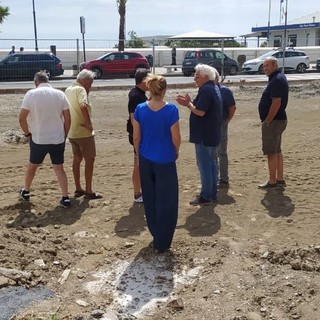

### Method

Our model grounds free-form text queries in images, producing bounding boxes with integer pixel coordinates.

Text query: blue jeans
[195,143,217,201]
[139,155,179,252]
[215,120,229,182]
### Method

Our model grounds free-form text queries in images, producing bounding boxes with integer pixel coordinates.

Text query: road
[1,71,320,93]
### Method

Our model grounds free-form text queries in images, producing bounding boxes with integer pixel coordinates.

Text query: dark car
[80,51,150,79]
[0,52,64,80]
[316,57,320,71]
[182,49,238,76]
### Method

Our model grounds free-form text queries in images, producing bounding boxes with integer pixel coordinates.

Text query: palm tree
[117,0,127,51]
[0,4,10,25]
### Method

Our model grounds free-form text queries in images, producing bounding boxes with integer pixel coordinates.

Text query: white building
[242,11,320,47]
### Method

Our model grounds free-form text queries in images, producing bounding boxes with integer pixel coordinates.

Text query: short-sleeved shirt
[21,83,70,145]
[258,70,288,122]
[189,80,222,147]
[127,86,147,135]
[218,84,236,121]
[65,81,94,139]
[134,102,179,164]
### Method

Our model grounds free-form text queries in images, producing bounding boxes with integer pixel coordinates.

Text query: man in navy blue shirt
[177,64,222,205]
[214,73,236,188]
[258,57,288,189]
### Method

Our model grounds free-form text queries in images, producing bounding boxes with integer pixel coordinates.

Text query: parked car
[242,48,310,74]
[182,49,239,77]
[0,52,64,80]
[316,57,320,71]
[80,51,150,79]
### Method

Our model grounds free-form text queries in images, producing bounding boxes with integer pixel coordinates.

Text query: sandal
[84,192,103,200]
[74,190,85,198]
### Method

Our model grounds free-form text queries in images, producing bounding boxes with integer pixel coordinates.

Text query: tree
[126,30,144,48]
[117,0,127,51]
[0,4,10,26]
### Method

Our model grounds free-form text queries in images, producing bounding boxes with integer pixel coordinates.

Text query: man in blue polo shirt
[177,64,222,205]
[258,56,288,189]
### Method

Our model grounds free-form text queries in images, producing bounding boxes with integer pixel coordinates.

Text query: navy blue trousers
[139,155,179,252]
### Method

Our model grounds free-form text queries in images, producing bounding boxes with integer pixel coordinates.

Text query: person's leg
[219,122,229,182]
[276,152,284,181]
[53,164,68,197]
[139,155,156,237]
[84,157,95,194]
[133,154,142,197]
[195,143,216,201]
[72,155,83,191]
[24,162,39,191]
[267,153,278,184]
[153,161,178,252]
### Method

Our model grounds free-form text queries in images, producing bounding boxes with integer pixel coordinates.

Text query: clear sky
[1,0,319,40]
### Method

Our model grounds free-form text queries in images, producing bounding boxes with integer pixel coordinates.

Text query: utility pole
[282,0,288,73]
[32,0,38,51]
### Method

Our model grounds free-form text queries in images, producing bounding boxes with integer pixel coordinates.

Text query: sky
[1,0,319,41]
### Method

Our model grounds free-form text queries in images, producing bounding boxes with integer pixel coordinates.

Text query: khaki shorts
[69,136,96,159]
[262,120,287,155]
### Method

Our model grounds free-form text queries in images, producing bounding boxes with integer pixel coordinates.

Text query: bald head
[263,57,279,76]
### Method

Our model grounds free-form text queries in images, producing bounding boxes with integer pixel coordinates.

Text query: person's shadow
[261,187,295,218]
[179,205,221,237]
[115,203,147,238]
[6,198,89,228]
[115,245,175,317]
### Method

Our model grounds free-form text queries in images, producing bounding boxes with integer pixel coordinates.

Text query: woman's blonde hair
[146,74,167,96]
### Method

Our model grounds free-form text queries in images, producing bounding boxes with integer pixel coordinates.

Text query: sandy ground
[0,80,320,320]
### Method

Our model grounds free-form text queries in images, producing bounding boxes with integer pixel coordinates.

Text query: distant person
[171,45,177,71]
[127,68,149,203]
[65,69,102,200]
[9,45,15,54]
[133,74,181,253]
[19,47,24,52]
[258,57,288,189]
[177,64,222,205]
[18,71,71,208]
[214,72,236,188]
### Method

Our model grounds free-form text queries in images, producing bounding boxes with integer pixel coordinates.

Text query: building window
[288,35,297,47]
[274,36,282,48]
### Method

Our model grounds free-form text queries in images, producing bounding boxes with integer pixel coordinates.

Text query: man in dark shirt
[127,68,149,202]
[258,57,288,189]
[177,64,222,205]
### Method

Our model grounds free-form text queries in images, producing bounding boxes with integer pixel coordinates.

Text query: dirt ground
[0,80,320,320]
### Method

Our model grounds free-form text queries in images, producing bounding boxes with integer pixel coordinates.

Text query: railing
[1,38,319,70]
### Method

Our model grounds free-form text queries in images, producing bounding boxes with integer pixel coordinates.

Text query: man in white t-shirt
[18,71,71,208]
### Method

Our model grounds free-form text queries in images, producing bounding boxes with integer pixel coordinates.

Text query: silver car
[242,48,310,74]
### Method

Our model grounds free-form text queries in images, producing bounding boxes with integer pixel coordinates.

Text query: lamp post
[32,0,38,51]
[282,0,288,73]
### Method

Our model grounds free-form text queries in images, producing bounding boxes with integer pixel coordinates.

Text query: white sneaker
[134,194,143,203]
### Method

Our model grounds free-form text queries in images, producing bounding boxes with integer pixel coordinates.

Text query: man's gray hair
[34,71,49,83]
[265,56,278,66]
[195,64,219,81]
[77,69,95,81]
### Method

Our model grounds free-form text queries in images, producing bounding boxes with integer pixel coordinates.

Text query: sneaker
[258,181,279,189]
[189,196,215,206]
[60,196,71,208]
[19,188,30,201]
[134,193,143,203]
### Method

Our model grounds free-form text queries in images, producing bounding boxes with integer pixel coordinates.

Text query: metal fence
[0,38,319,70]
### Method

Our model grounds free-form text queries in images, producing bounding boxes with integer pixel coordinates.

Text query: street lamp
[282,0,288,73]
[32,0,38,51]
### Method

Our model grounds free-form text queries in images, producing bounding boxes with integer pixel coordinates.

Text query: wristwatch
[24,132,31,137]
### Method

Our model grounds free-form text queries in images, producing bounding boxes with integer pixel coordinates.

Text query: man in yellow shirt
[65,69,102,200]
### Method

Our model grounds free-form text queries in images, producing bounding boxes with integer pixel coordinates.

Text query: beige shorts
[69,136,96,159]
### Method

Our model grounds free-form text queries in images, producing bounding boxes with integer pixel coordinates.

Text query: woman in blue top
[133,75,181,253]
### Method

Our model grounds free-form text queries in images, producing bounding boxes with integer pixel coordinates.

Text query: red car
[80,51,150,78]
